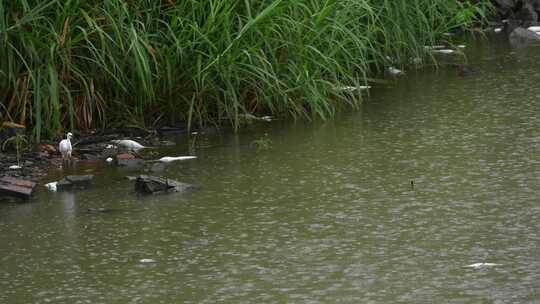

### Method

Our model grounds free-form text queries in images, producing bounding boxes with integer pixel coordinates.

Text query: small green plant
[2,133,28,166]
[251,134,272,150]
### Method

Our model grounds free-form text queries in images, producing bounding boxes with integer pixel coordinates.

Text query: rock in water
[134,175,195,194]
[509,27,540,48]
[56,175,94,191]
[150,162,166,173]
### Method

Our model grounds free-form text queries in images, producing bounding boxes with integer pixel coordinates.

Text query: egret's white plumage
[158,156,197,163]
[59,132,73,164]
[111,139,146,151]
[106,157,114,163]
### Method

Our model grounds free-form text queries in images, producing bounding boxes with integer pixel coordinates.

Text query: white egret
[59,132,73,166]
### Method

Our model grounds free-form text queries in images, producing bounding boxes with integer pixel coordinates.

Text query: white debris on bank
[8,165,22,170]
[106,157,113,163]
[339,85,372,92]
[157,156,197,163]
[494,27,503,33]
[465,263,501,269]
[111,139,146,151]
[386,66,404,76]
[424,45,447,50]
[431,49,456,55]
[45,182,58,192]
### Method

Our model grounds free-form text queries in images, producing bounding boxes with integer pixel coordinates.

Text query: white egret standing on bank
[59,132,73,167]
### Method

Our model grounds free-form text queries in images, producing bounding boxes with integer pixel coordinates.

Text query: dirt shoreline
[0,126,193,184]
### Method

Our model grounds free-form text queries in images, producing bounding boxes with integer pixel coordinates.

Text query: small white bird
[45,182,58,192]
[106,157,113,164]
[157,156,197,163]
[111,139,146,151]
[8,165,22,170]
[59,132,73,166]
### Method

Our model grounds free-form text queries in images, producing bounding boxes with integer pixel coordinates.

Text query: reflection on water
[1,35,539,303]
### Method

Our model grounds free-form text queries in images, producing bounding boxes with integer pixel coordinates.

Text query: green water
[1,36,539,303]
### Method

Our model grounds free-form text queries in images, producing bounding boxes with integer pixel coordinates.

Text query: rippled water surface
[1,36,539,303]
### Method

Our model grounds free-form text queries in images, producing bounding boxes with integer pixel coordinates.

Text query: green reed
[0,0,491,140]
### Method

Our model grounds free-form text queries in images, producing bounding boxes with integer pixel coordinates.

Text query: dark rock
[509,27,540,48]
[118,158,144,169]
[455,64,477,77]
[134,175,195,195]
[0,177,36,199]
[531,0,540,11]
[56,175,94,191]
[82,153,98,161]
[515,2,538,22]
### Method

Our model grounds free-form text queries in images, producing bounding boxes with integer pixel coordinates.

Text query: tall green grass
[0,0,490,141]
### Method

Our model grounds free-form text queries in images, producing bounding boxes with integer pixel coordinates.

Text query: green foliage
[0,0,491,140]
[2,133,28,166]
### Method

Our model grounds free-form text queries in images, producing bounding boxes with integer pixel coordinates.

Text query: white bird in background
[59,132,73,166]
[111,139,146,151]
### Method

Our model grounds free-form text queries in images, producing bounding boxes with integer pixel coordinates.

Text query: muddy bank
[0,126,198,189]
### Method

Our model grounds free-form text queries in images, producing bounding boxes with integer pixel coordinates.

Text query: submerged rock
[56,175,94,191]
[509,27,540,48]
[134,175,195,194]
[150,162,166,173]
